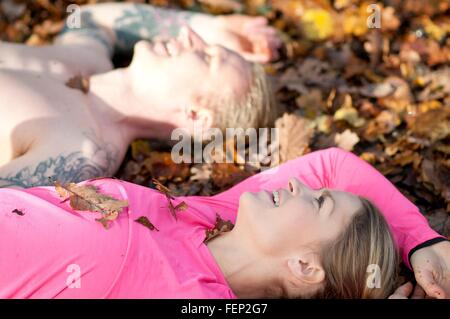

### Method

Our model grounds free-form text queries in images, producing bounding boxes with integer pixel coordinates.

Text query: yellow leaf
[333,94,365,127]
[302,8,334,41]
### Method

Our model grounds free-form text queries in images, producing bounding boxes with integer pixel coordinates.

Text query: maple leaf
[54,181,128,229]
[334,129,360,151]
[135,216,159,232]
[273,112,314,165]
[204,213,235,243]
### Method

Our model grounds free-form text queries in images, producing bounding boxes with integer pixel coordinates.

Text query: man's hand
[209,14,282,62]
[388,282,426,299]
[410,240,450,299]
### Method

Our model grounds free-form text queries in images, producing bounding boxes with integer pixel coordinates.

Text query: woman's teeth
[272,190,280,207]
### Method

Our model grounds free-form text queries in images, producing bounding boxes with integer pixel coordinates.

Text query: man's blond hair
[210,63,279,131]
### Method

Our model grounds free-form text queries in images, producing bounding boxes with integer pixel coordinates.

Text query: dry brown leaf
[204,213,234,243]
[152,178,188,220]
[408,108,450,143]
[65,75,90,94]
[274,112,314,164]
[135,216,159,232]
[54,181,128,229]
[144,152,190,183]
[211,163,253,189]
[152,178,174,198]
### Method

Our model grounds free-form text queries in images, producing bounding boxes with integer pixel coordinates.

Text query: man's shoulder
[0,130,123,188]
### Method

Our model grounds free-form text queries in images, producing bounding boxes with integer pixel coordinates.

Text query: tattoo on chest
[113,4,194,53]
[0,132,120,188]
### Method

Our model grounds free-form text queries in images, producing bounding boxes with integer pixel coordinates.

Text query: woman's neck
[206,230,283,298]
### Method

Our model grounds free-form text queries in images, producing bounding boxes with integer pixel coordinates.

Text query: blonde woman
[1,148,449,298]
[0,3,279,188]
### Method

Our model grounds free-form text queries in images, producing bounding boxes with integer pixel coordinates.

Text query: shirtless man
[0,2,280,188]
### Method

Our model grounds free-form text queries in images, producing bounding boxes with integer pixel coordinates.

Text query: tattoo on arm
[0,133,120,188]
[113,4,196,53]
[59,11,115,56]
[58,4,199,56]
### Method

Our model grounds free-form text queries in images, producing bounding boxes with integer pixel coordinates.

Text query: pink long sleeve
[212,147,444,268]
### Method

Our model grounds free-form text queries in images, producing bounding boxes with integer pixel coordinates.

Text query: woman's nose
[288,177,303,196]
[288,177,315,197]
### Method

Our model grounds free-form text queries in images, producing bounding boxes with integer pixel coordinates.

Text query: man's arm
[55,3,213,56]
[55,3,280,62]
[0,137,120,188]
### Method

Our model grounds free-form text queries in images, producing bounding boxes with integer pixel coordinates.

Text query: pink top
[0,147,444,298]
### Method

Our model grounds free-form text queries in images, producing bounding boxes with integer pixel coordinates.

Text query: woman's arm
[213,147,445,268]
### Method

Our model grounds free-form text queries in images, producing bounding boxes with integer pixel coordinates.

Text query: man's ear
[185,105,214,130]
[287,253,325,286]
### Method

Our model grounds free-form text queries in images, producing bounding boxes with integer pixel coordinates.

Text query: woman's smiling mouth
[272,190,280,207]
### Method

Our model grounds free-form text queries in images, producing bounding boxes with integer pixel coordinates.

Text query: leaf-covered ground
[1,0,449,238]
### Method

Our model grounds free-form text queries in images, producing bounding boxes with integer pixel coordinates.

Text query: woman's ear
[287,254,325,286]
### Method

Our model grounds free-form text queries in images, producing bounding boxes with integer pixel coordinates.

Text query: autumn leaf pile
[1,0,448,237]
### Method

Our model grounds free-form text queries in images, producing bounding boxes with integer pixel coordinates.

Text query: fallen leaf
[131,139,152,161]
[54,181,128,229]
[135,216,159,232]
[152,178,174,199]
[333,94,365,127]
[152,178,188,220]
[11,208,25,216]
[273,112,314,164]
[334,129,360,151]
[301,8,334,41]
[211,163,253,189]
[65,75,90,94]
[204,213,234,243]
[408,108,450,143]
[144,152,190,183]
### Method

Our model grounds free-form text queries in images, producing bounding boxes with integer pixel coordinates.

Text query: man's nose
[182,26,207,50]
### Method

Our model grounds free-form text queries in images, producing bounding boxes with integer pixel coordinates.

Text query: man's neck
[87,68,181,143]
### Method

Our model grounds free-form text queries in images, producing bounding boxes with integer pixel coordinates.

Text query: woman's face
[130,27,253,107]
[235,177,363,257]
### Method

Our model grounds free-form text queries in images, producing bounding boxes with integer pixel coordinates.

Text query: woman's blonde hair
[312,197,399,299]
[210,63,279,131]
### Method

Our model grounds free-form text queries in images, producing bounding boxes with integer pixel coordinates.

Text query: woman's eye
[315,195,325,209]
